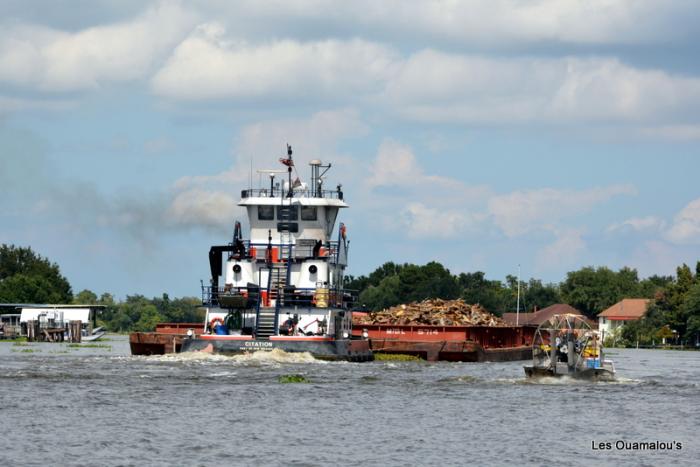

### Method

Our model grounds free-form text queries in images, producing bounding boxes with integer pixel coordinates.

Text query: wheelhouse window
[276,205,298,221]
[258,205,274,220]
[300,206,317,221]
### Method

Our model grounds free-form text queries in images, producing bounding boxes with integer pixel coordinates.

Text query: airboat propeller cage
[525,313,615,379]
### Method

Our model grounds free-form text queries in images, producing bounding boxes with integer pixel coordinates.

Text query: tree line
[345,261,676,318]
[2,243,699,343]
[0,244,203,332]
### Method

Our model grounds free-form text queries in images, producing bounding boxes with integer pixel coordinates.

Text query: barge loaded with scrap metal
[131,145,372,361]
[353,299,533,362]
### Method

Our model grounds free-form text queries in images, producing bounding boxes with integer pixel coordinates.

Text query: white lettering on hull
[243,341,274,349]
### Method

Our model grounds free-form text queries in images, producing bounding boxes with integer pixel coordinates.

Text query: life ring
[340,223,347,239]
[210,317,224,331]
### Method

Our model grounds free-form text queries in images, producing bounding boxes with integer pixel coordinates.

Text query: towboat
[180,145,373,362]
[523,314,615,381]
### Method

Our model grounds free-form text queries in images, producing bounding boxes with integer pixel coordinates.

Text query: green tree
[73,289,98,304]
[0,244,72,303]
[680,283,700,342]
[620,302,666,346]
[133,304,162,332]
[346,261,406,294]
[397,262,460,303]
[0,273,70,303]
[522,279,561,312]
[458,272,511,315]
[638,275,674,298]
[358,275,401,311]
[560,266,641,318]
[654,264,696,339]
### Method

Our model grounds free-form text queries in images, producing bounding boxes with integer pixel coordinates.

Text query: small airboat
[523,314,615,381]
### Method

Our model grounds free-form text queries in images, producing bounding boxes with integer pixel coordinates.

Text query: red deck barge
[130,323,205,355]
[131,322,535,362]
[352,324,534,362]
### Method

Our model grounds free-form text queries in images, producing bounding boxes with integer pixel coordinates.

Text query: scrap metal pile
[356,299,506,327]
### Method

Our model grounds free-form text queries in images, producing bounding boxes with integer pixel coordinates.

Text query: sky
[1,0,699,299]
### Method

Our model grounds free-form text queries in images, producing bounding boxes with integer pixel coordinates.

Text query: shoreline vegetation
[2,244,699,349]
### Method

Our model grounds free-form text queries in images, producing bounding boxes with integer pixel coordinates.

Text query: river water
[1,337,697,467]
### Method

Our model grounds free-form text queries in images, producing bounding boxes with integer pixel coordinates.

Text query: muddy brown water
[1,337,697,466]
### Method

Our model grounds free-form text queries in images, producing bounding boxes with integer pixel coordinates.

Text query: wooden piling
[27,320,38,341]
[69,320,82,343]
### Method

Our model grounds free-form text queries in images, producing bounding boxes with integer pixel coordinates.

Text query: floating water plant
[67,343,112,349]
[373,353,422,361]
[278,374,310,383]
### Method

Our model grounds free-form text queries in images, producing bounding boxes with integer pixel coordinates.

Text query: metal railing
[201,284,358,310]
[241,188,344,200]
[226,241,340,263]
[202,285,253,307]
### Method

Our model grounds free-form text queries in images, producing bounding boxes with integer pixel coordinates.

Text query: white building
[598,299,649,341]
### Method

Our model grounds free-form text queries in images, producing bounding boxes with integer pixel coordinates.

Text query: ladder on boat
[255,307,277,339]
[269,263,287,305]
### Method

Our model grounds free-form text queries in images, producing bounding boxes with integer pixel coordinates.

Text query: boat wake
[513,375,641,385]
[137,348,322,365]
[437,375,482,384]
[230,348,320,364]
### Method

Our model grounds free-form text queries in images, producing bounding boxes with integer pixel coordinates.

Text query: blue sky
[1,1,699,299]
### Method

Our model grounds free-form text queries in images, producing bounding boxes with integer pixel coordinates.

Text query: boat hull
[523,365,615,381]
[180,335,374,362]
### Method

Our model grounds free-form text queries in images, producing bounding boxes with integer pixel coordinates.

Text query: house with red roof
[598,299,650,340]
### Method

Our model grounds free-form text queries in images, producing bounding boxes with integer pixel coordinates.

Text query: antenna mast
[516,264,521,326]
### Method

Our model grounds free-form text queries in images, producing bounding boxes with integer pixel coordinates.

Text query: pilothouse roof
[241,144,347,207]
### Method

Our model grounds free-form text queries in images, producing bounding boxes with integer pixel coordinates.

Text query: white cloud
[364,140,641,241]
[387,52,700,124]
[173,108,367,195]
[191,1,698,47]
[236,108,368,164]
[151,25,398,100]
[607,216,666,234]
[665,198,700,244]
[400,202,483,239]
[361,140,492,239]
[0,2,196,91]
[367,140,426,188]
[489,185,637,237]
[152,33,700,126]
[3,2,697,128]
[367,139,487,196]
